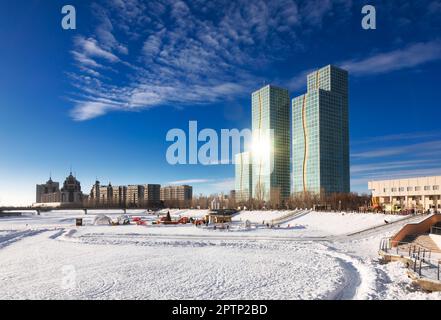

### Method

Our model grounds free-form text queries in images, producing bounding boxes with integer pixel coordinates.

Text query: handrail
[380,238,435,260]
[271,209,309,225]
[380,237,441,280]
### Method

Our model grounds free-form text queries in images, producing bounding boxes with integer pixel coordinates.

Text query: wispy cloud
[288,40,441,91]
[350,130,441,192]
[352,131,441,145]
[340,40,441,76]
[68,1,441,120]
[168,179,213,185]
[351,160,438,175]
[73,36,120,63]
[67,0,355,120]
[352,140,441,159]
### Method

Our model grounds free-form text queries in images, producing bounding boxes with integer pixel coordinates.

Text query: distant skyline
[1,0,441,205]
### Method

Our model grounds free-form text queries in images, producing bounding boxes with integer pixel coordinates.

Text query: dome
[62,172,82,192]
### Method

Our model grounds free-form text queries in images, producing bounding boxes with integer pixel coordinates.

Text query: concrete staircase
[403,234,441,253]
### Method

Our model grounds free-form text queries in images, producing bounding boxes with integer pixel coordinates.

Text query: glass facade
[251,85,291,202]
[235,152,252,202]
[292,65,350,195]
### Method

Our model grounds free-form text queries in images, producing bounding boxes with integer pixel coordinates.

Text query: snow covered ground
[0,210,440,300]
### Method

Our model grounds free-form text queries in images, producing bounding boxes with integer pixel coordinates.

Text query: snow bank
[1,209,436,300]
[0,229,348,300]
[283,211,409,236]
[233,210,290,223]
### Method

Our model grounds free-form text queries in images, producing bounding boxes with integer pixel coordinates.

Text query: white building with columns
[368,176,441,212]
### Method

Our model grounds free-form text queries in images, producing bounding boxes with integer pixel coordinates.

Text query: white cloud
[350,131,441,192]
[67,0,356,120]
[69,2,441,122]
[301,0,332,25]
[340,40,441,76]
[352,131,441,145]
[70,101,116,121]
[352,140,441,159]
[74,36,120,63]
[168,179,213,185]
[71,51,103,69]
[288,40,441,91]
[142,32,164,57]
[350,160,438,174]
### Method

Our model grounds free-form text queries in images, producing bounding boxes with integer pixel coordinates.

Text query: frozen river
[0,210,439,300]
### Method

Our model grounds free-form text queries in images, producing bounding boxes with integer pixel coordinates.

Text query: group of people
[262,221,281,229]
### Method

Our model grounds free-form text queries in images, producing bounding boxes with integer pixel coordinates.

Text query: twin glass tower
[235,65,350,203]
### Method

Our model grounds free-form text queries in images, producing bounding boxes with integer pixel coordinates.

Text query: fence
[380,238,441,281]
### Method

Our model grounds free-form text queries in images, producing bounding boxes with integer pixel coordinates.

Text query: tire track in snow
[0,229,47,249]
[317,244,377,300]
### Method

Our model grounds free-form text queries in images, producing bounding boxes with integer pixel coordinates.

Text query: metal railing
[270,209,309,225]
[380,238,441,281]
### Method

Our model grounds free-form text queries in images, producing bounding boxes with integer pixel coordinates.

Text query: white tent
[93,214,112,226]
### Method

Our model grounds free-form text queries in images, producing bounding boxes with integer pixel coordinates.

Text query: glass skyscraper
[292,65,350,195]
[251,85,291,202]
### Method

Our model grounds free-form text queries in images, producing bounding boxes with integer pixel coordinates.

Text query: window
[391,188,397,192]
[415,186,421,191]
[383,188,388,193]
[424,186,431,191]
[399,187,405,192]
[434,185,439,191]
[407,187,413,192]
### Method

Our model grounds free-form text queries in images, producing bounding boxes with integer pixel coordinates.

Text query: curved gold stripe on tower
[301,94,308,193]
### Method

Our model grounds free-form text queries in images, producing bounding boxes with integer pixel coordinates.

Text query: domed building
[60,172,83,204]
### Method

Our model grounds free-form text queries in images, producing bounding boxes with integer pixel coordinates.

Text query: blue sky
[0,0,441,205]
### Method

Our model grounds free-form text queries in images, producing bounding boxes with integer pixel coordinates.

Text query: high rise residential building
[126,185,141,206]
[141,184,161,204]
[292,65,350,195]
[101,184,112,203]
[36,177,60,203]
[235,152,252,203]
[90,181,101,204]
[251,85,291,203]
[90,181,113,205]
[160,185,193,202]
[90,181,159,207]
[110,185,127,206]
